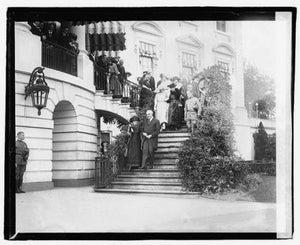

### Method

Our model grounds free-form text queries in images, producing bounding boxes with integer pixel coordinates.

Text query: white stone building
[15,20,275,191]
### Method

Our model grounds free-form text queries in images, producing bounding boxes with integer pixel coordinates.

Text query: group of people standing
[112,72,207,171]
[118,110,160,171]
[138,72,206,132]
[29,21,80,54]
[93,54,128,97]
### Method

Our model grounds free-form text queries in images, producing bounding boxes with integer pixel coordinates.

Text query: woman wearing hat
[126,116,142,171]
[108,57,122,97]
[154,81,170,130]
[166,83,182,130]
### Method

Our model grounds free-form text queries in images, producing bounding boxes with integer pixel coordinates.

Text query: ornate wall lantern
[25,67,50,116]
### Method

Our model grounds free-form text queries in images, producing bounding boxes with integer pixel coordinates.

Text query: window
[182,52,197,81]
[217,61,230,80]
[216,21,226,32]
[139,41,157,74]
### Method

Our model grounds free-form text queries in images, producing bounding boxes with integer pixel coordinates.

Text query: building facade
[15,21,273,191]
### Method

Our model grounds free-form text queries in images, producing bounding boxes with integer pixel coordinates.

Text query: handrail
[42,40,78,76]
[124,79,141,88]
[42,40,78,56]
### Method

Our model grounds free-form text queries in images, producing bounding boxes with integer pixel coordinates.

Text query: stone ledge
[23,181,54,192]
[53,178,94,187]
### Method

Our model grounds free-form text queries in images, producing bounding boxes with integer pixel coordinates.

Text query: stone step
[158,137,189,143]
[152,164,178,170]
[159,132,190,138]
[156,147,179,153]
[111,182,182,191]
[162,129,188,133]
[155,153,178,159]
[157,142,184,148]
[121,171,180,177]
[94,188,193,195]
[114,176,181,184]
[155,158,178,164]
[131,168,179,173]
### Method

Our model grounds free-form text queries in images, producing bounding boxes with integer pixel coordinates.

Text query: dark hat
[168,83,177,88]
[143,71,150,75]
[130,116,140,122]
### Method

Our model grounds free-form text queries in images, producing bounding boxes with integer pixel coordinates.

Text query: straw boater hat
[168,83,177,89]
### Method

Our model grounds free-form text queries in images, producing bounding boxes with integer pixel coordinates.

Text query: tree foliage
[243,62,276,118]
[253,122,276,161]
[178,65,250,194]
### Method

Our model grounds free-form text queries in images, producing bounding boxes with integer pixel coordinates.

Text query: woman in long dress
[108,57,122,97]
[127,116,142,171]
[154,83,170,130]
[167,83,182,130]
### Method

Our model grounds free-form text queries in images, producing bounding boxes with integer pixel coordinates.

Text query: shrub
[253,123,276,161]
[240,173,263,192]
[178,148,250,193]
[178,65,250,194]
[106,132,130,178]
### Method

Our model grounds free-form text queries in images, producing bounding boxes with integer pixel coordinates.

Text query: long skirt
[110,75,122,96]
[168,100,181,128]
[155,100,169,124]
[127,132,142,167]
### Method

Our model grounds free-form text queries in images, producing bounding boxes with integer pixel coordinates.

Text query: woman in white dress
[154,82,170,130]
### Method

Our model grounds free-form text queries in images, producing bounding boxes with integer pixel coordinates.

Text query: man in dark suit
[43,22,57,43]
[141,110,161,169]
[15,132,30,193]
[139,71,156,109]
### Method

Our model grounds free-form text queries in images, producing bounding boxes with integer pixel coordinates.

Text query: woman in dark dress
[167,83,182,130]
[127,116,142,171]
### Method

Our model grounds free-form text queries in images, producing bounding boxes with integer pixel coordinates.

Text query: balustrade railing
[94,63,140,107]
[94,156,111,188]
[42,40,78,76]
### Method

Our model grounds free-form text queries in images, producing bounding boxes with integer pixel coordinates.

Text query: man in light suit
[141,110,161,169]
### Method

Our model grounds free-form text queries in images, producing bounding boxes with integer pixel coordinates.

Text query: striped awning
[28,21,126,53]
[87,21,126,53]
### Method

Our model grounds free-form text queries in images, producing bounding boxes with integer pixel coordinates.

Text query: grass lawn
[201,174,276,203]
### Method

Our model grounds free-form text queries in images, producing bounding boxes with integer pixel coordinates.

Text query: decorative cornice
[176,34,203,49]
[212,42,235,57]
[131,21,163,37]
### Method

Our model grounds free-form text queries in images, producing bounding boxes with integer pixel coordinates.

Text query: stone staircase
[94,90,137,120]
[95,127,191,194]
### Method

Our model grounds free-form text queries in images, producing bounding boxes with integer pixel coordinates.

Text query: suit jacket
[141,118,161,150]
[15,140,29,165]
[140,76,155,91]
[45,29,57,43]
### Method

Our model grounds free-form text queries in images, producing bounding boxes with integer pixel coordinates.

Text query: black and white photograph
[2,2,297,241]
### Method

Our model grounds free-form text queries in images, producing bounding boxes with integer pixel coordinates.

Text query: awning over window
[139,41,156,58]
[87,21,126,53]
[28,21,126,53]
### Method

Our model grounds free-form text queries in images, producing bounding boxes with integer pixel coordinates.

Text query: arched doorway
[52,100,77,186]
